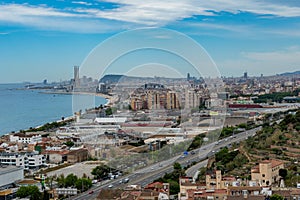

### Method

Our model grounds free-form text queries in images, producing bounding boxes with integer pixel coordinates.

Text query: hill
[279,70,300,76]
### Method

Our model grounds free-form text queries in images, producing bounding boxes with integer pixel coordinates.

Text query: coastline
[0,89,112,136]
[40,90,112,100]
[40,90,118,106]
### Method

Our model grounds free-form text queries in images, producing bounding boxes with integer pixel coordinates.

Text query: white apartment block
[0,152,46,170]
[10,133,42,144]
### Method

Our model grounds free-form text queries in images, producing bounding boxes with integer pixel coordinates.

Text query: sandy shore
[41,90,112,100]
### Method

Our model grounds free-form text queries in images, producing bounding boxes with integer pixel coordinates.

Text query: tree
[64,141,74,148]
[65,174,78,187]
[75,178,92,192]
[17,185,42,200]
[91,164,111,179]
[279,169,288,180]
[270,194,284,200]
[173,162,182,171]
[56,174,65,188]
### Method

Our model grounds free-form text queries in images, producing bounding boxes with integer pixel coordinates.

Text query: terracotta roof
[42,150,69,155]
[18,179,39,184]
[145,182,163,189]
[228,186,262,191]
[187,189,227,198]
[97,189,123,199]
[260,160,283,168]
[251,159,284,173]
[222,176,236,181]
[66,148,88,155]
[291,189,300,195]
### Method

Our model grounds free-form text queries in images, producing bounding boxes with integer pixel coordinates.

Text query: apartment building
[10,133,42,144]
[0,152,46,170]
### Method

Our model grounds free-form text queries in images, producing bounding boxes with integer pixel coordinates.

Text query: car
[191,151,195,155]
[108,184,113,188]
[123,178,129,183]
[88,190,94,194]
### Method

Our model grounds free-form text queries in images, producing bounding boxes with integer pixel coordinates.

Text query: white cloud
[72,1,93,6]
[0,1,300,32]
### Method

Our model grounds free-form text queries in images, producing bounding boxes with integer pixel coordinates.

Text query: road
[72,126,262,200]
[185,160,208,178]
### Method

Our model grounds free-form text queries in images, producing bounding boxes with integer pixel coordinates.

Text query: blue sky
[1,0,300,83]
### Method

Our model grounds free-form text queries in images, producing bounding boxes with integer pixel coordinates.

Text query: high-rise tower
[74,66,80,88]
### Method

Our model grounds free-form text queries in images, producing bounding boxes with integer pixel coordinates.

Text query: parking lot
[46,162,98,179]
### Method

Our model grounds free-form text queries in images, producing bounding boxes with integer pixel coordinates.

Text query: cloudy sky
[1,0,300,83]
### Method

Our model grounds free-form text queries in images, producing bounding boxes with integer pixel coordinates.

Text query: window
[262,174,265,177]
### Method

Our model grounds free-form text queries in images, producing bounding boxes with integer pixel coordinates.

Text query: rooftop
[0,165,23,175]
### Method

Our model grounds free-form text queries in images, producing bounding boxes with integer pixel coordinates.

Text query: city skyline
[1,1,300,83]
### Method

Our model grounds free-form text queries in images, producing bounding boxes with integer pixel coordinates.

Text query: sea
[0,83,107,136]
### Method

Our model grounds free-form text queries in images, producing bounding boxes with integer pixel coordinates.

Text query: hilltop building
[251,160,284,186]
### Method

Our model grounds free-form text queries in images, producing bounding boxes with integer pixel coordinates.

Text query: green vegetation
[105,107,117,116]
[16,185,42,200]
[213,147,248,173]
[253,89,300,103]
[26,119,73,132]
[241,109,300,186]
[197,167,207,181]
[155,162,185,195]
[188,134,205,150]
[56,173,92,192]
[91,164,111,180]
[270,194,284,200]
[64,141,74,147]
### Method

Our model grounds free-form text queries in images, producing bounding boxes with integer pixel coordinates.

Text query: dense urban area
[1,68,300,200]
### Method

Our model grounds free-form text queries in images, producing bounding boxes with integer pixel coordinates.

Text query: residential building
[185,188,227,200]
[179,177,205,199]
[184,90,200,109]
[166,91,180,110]
[206,170,237,189]
[227,186,266,200]
[42,150,69,164]
[66,148,89,163]
[10,133,42,144]
[0,152,46,170]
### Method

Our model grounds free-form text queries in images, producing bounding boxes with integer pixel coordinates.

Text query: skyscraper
[187,73,190,81]
[74,66,80,88]
[243,71,248,79]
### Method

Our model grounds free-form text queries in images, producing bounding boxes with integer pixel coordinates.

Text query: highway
[72,126,262,200]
